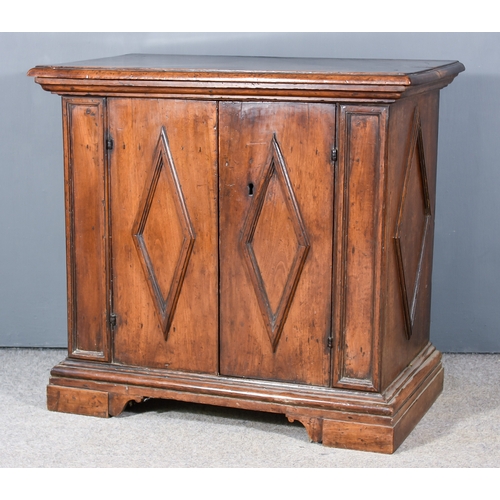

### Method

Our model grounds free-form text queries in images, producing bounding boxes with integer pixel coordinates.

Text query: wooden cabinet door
[219,102,336,386]
[108,98,219,373]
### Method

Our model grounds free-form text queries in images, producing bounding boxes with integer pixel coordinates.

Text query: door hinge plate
[109,313,117,328]
[331,148,338,162]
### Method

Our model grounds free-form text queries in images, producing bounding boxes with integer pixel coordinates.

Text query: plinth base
[47,343,442,454]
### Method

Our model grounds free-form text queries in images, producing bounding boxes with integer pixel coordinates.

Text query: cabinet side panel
[334,106,387,391]
[382,93,440,390]
[63,98,109,360]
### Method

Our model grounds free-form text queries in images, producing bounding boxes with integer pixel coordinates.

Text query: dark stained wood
[131,125,196,338]
[382,91,440,390]
[287,414,324,443]
[108,393,144,417]
[219,102,335,386]
[27,54,465,101]
[333,105,387,392]
[47,385,109,417]
[63,98,110,361]
[48,343,441,415]
[27,53,464,86]
[30,55,464,453]
[108,98,219,373]
[46,342,443,453]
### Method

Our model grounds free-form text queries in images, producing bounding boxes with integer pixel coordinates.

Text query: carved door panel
[108,98,219,373]
[219,102,336,386]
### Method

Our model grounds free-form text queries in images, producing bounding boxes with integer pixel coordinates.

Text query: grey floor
[0,349,498,467]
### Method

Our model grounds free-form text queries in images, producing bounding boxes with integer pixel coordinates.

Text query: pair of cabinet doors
[66,97,338,387]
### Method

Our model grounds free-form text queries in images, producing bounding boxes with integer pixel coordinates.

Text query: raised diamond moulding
[394,109,432,340]
[240,134,310,352]
[132,127,195,339]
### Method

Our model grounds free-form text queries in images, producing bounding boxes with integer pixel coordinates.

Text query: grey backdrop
[1,33,498,352]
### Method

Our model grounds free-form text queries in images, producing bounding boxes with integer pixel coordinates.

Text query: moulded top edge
[27,54,465,87]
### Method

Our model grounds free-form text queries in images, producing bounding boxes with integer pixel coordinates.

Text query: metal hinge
[331,148,338,162]
[106,137,114,151]
[109,313,117,328]
[327,336,333,349]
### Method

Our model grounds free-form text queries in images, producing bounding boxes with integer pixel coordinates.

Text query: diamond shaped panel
[394,110,431,340]
[132,127,195,339]
[241,135,310,351]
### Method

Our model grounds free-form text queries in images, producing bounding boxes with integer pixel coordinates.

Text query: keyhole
[248,183,254,196]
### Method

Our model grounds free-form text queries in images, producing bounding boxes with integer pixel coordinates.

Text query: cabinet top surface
[28,54,464,100]
[29,53,464,83]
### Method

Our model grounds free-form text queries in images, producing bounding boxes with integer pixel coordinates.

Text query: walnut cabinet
[29,55,464,453]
